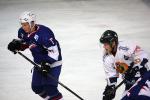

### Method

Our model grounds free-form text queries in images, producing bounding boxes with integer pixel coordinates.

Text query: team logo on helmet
[19,11,36,23]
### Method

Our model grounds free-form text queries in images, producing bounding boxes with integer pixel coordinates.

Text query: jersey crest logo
[115,61,129,73]
[34,35,39,41]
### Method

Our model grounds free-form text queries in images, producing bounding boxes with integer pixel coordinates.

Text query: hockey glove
[41,61,51,76]
[139,58,148,76]
[7,39,23,54]
[103,85,116,100]
[124,66,139,80]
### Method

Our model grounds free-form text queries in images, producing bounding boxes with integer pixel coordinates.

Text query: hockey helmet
[19,11,36,24]
[100,30,118,44]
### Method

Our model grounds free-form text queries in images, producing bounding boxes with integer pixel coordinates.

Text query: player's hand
[124,66,139,80]
[41,61,50,76]
[7,39,22,54]
[103,85,116,100]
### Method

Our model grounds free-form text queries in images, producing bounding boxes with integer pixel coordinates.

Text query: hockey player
[121,71,150,100]
[99,30,149,100]
[7,11,63,100]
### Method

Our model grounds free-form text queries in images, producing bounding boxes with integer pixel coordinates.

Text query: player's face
[103,43,113,53]
[21,22,31,33]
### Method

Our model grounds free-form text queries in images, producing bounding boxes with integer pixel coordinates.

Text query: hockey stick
[115,62,137,90]
[104,63,137,100]
[105,63,135,97]
[17,51,84,100]
[104,79,125,97]
[115,79,125,90]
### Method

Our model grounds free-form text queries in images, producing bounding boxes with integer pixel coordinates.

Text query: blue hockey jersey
[18,24,62,65]
[121,71,150,100]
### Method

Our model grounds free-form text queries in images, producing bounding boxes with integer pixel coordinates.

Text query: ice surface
[0,0,150,100]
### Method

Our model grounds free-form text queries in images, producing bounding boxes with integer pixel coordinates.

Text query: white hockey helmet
[19,11,36,25]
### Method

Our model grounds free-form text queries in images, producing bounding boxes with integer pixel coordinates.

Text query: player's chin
[24,30,30,33]
[106,49,111,54]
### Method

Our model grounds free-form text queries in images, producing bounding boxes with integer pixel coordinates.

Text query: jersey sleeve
[41,28,60,63]
[17,28,29,50]
[103,53,119,86]
[133,45,149,76]
[125,41,149,76]
[18,28,24,39]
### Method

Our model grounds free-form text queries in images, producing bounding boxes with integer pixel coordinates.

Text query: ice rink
[0,0,150,100]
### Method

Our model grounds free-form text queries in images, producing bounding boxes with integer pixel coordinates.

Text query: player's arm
[40,29,60,64]
[38,30,61,75]
[122,45,149,82]
[103,54,119,86]
[133,46,149,76]
[103,54,119,100]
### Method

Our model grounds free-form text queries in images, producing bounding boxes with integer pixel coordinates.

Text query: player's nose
[103,44,107,49]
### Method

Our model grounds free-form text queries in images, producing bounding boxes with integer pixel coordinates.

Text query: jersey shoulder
[36,25,58,46]
[38,24,54,35]
[118,40,137,54]
[37,24,55,39]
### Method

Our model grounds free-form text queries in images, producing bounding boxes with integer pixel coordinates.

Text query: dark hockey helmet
[100,30,118,44]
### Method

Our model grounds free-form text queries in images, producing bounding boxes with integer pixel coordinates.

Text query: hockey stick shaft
[115,79,125,90]
[105,79,125,97]
[17,51,84,100]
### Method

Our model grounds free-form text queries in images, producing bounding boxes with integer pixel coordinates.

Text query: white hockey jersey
[103,40,149,86]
